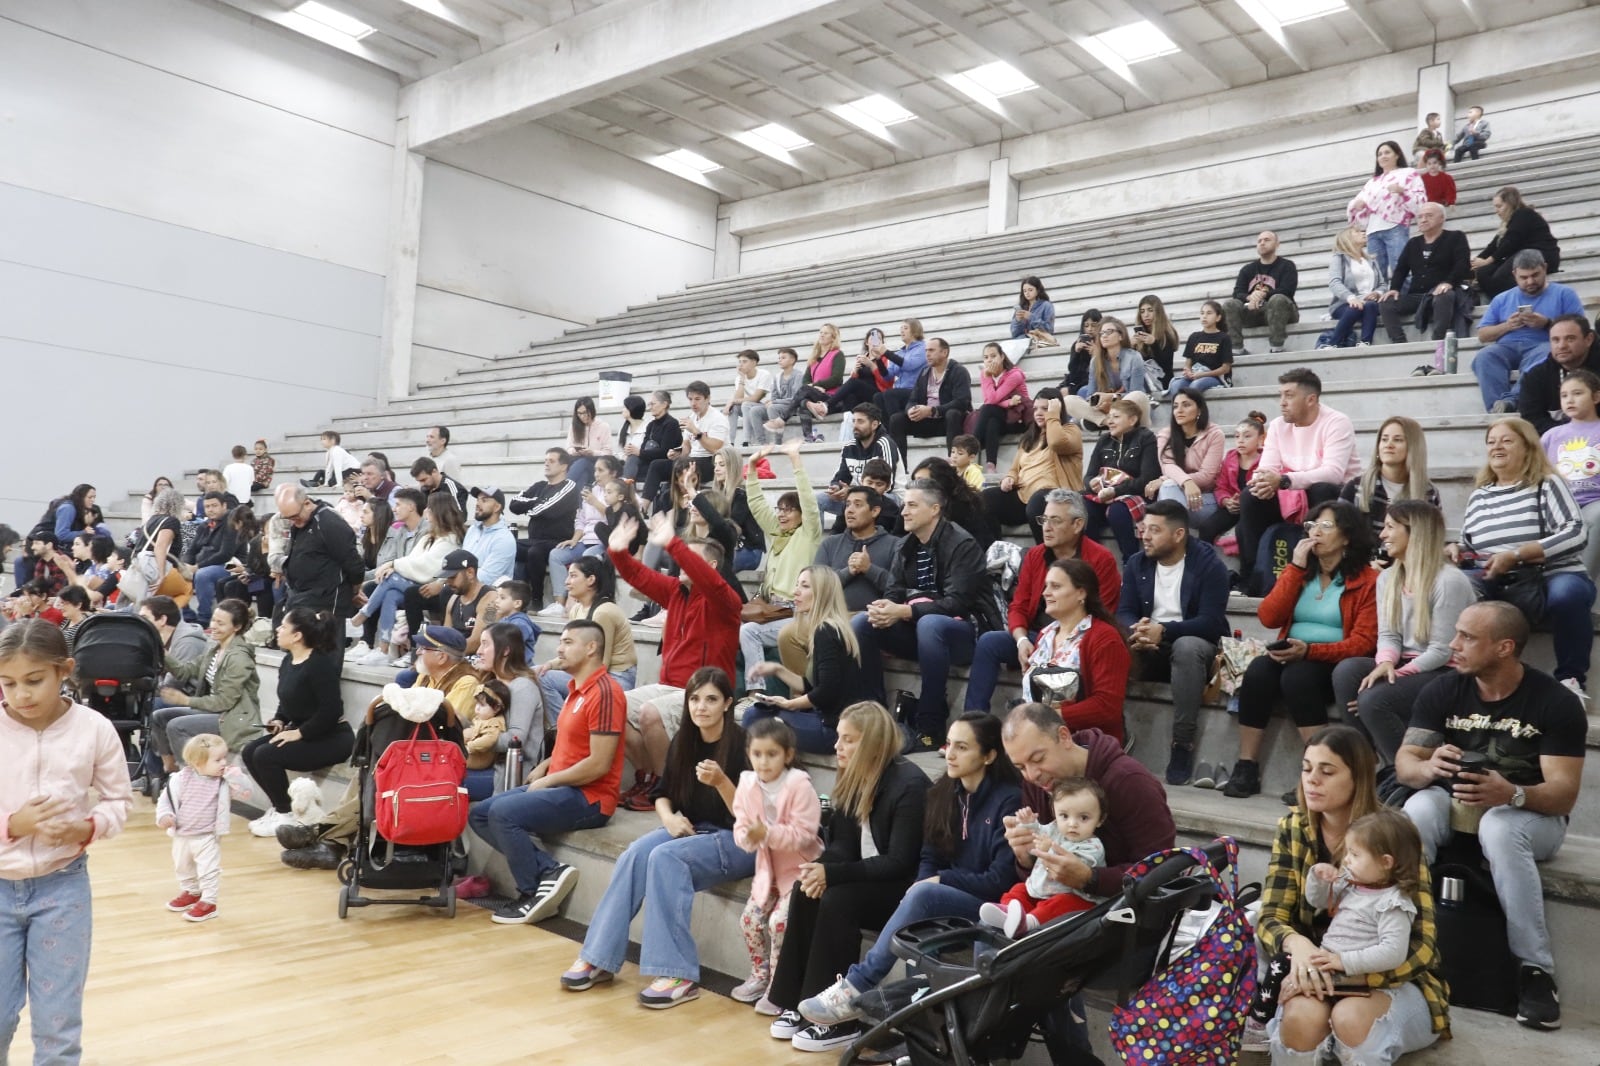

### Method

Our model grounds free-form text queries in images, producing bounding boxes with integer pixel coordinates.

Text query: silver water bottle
[501,734,524,793]
[1444,331,1458,374]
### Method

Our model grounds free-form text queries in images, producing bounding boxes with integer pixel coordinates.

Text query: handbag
[740,598,794,624]
[373,722,469,847]
[1028,664,1081,706]
[1478,482,1547,625]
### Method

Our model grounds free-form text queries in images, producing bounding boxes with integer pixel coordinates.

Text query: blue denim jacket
[1009,300,1056,339]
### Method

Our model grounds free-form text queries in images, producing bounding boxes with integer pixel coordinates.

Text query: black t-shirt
[650,728,749,828]
[1180,331,1233,375]
[135,515,183,554]
[1410,668,1586,786]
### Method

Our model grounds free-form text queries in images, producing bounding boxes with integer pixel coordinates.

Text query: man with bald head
[274,483,365,617]
[1221,231,1299,354]
[1379,201,1472,353]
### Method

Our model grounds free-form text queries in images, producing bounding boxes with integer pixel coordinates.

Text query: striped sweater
[1461,476,1586,574]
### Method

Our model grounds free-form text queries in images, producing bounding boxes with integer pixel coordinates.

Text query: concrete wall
[414,122,720,381]
[0,0,397,527]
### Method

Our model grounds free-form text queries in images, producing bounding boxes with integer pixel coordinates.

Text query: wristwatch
[1278,474,1292,490]
[1511,785,1527,809]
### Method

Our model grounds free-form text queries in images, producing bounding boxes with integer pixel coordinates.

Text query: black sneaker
[630,603,660,623]
[1222,760,1261,798]
[1281,788,1300,806]
[525,863,580,923]
[1165,744,1194,786]
[1517,964,1561,1030]
[792,1019,866,1052]
[275,821,330,850]
[769,1009,805,1040]
[491,890,543,925]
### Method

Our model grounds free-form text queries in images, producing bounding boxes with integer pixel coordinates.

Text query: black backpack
[1247,521,1306,597]
[1432,837,1519,1016]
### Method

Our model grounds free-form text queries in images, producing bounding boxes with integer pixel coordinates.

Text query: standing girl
[0,621,133,1064]
[156,733,233,923]
[731,717,823,1014]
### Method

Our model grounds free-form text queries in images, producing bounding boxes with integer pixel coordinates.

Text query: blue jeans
[1165,374,1227,399]
[852,612,976,736]
[579,826,756,981]
[193,564,231,625]
[1329,301,1379,346]
[1366,226,1410,282]
[1086,496,1141,559]
[741,702,837,754]
[468,785,608,893]
[1473,337,1552,408]
[733,547,764,573]
[1,854,91,1066]
[540,667,635,723]
[846,882,984,991]
[567,457,596,489]
[1156,483,1219,527]
[548,542,602,602]
[364,572,417,643]
[965,628,1034,713]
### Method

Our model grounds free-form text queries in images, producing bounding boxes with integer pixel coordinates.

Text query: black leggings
[767,879,907,1008]
[1235,656,1336,729]
[979,486,1051,544]
[828,375,883,414]
[972,404,1022,465]
[240,724,356,813]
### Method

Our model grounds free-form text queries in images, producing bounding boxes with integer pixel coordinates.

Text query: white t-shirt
[688,408,731,459]
[1152,558,1186,624]
[859,821,880,859]
[733,368,775,403]
[222,462,254,500]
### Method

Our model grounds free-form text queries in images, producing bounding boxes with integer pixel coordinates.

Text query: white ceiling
[213,0,1596,198]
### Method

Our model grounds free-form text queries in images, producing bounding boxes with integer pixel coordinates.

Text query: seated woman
[1224,501,1377,802]
[1339,415,1439,548]
[565,395,614,489]
[825,328,897,415]
[743,566,863,754]
[1057,308,1101,397]
[796,712,1022,1034]
[546,456,615,612]
[1021,558,1130,745]
[971,342,1032,474]
[912,457,997,549]
[1258,725,1446,1065]
[766,702,933,1052]
[1324,226,1386,349]
[1472,186,1560,298]
[348,493,463,660]
[1543,369,1600,580]
[710,445,765,573]
[218,505,274,621]
[1201,410,1267,547]
[153,599,263,783]
[1130,294,1180,388]
[796,324,846,443]
[240,608,355,838]
[1164,301,1234,400]
[978,392,1081,544]
[129,487,187,598]
[1010,275,1055,340]
[476,622,543,773]
[1330,502,1474,793]
[537,556,637,712]
[1063,317,1145,427]
[1082,398,1160,560]
[617,394,649,482]
[1452,416,1594,694]
[1150,388,1225,526]
[141,476,178,524]
[561,667,753,1008]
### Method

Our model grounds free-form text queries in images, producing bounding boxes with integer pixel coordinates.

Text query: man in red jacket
[963,488,1121,714]
[608,511,742,809]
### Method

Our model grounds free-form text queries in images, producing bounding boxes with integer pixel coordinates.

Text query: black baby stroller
[843,839,1257,1066]
[71,613,166,797]
[337,689,468,918]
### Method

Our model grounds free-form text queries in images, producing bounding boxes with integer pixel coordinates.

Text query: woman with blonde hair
[1471,185,1561,297]
[1339,416,1439,544]
[1063,316,1147,427]
[1331,501,1476,790]
[743,566,862,753]
[1323,226,1386,349]
[798,323,847,441]
[764,700,933,1051]
[1450,416,1594,694]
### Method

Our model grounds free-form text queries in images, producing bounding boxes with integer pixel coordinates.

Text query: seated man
[508,449,580,604]
[886,338,972,461]
[853,478,1001,753]
[1379,202,1471,353]
[468,619,624,925]
[724,348,772,447]
[1115,500,1231,785]
[463,485,517,587]
[852,458,902,536]
[1236,368,1359,588]
[607,511,740,806]
[1517,315,1599,435]
[424,424,464,485]
[964,488,1119,716]
[1395,602,1583,1031]
[183,492,238,628]
[817,404,901,523]
[741,443,824,693]
[411,455,468,510]
[354,458,399,506]
[1473,250,1585,414]
[1221,231,1299,355]
[435,549,498,655]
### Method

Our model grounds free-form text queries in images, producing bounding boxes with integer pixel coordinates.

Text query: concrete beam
[390,0,505,48]
[712,53,901,169]
[1344,0,1392,53]
[538,110,745,197]
[902,0,1092,122]
[777,35,969,145]
[987,156,1017,233]
[576,98,782,190]
[1456,0,1488,33]
[1008,0,1157,106]
[617,88,801,187]
[209,0,420,78]
[325,0,464,58]
[1231,0,1311,72]
[664,68,857,176]
[1116,0,1235,90]
[401,0,861,151]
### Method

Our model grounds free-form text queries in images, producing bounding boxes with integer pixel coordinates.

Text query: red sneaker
[166,892,202,912]
[621,772,661,813]
[184,901,219,923]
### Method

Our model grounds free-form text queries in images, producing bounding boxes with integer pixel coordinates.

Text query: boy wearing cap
[465,485,517,586]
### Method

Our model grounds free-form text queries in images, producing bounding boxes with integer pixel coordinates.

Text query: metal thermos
[1444,331,1458,374]
[501,734,524,792]
[1438,875,1465,907]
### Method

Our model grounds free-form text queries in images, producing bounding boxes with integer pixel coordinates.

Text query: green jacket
[165,639,264,751]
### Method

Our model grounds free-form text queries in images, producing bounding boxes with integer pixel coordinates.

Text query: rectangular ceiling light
[955,61,1036,98]
[294,0,374,38]
[830,95,917,139]
[659,148,722,173]
[736,122,812,159]
[1089,21,1180,64]
[1257,0,1347,25]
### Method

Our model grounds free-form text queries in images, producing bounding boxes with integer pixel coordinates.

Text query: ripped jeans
[1267,980,1436,1065]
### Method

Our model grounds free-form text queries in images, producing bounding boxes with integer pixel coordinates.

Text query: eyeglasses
[1303,520,1338,533]
[1098,329,1120,337]
[1035,515,1077,528]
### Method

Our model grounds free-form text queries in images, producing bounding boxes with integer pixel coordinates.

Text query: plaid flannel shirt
[1257,808,1450,1036]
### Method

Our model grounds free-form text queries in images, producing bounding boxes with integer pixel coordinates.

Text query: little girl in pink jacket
[730,717,823,1015]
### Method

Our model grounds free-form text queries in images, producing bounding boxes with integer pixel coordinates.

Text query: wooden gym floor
[14,801,806,1065]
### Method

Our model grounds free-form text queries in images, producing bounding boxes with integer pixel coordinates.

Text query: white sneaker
[390,651,414,668]
[343,641,371,662]
[358,649,392,666]
[538,602,568,618]
[798,974,863,1026]
[248,809,289,838]
[1560,677,1589,703]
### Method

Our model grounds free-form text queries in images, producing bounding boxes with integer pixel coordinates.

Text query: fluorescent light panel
[1089,21,1179,64]
[295,0,373,38]
[1257,0,1347,25]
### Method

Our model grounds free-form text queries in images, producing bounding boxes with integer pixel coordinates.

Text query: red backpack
[373,724,469,846]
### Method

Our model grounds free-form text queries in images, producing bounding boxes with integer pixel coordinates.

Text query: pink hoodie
[1259,405,1361,491]
[1,701,132,880]
[733,767,823,902]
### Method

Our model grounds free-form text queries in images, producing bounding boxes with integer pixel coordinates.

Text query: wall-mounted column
[713,216,741,279]
[1417,63,1455,145]
[987,156,1018,234]
[378,118,425,401]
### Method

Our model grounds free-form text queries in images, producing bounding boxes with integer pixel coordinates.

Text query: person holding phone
[1472,249,1584,414]
[742,566,862,754]
[1223,501,1378,802]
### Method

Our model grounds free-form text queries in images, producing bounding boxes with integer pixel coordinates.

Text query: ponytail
[282,606,338,653]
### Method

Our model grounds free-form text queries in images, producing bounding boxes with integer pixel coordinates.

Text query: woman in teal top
[1223,501,1379,802]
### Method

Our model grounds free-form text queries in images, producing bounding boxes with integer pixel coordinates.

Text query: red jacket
[1055,619,1131,743]
[1007,539,1122,635]
[1258,561,1378,663]
[610,540,742,687]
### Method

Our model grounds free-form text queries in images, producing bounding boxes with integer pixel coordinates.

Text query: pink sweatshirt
[1156,423,1226,492]
[1260,406,1361,490]
[1347,168,1428,230]
[981,367,1031,424]
[733,768,822,903]
[1,701,132,880]
[566,418,615,457]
